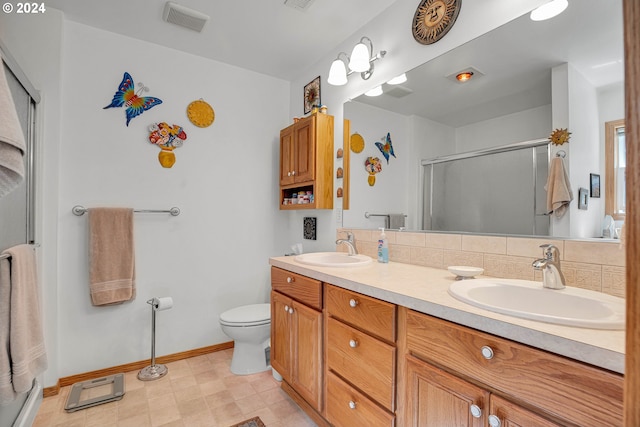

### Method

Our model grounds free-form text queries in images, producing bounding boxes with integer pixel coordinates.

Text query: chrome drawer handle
[470,404,482,418]
[349,339,358,348]
[488,415,502,427]
[349,298,358,308]
[348,400,357,410]
[481,345,494,360]
[286,276,295,283]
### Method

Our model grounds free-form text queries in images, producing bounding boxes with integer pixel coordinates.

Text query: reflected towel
[0,57,26,198]
[545,157,573,218]
[389,213,405,230]
[88,208,136,306]
[0,245,47,404]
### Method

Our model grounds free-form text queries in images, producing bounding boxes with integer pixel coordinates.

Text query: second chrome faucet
[532,244,566,289]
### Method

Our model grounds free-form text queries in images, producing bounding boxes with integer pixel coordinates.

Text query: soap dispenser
[378,227,389,263]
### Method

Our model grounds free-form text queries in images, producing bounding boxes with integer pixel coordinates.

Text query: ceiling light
[530,0,568,21]
[365,86,383,97]
[456,72,474,82]
[387,74,407,85]
[327,36,386,86]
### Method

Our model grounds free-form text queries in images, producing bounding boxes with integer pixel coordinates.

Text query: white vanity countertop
[269,256,625,374]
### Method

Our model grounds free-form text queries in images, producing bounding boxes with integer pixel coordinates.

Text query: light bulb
[387,74,407,85]
[365,86,383,97]
[349,42,371,72]
[328,58,348,86]
[530,0,568,21]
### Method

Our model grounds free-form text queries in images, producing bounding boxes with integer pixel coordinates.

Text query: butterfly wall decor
[375,132,396,164]
[104,72,163,126]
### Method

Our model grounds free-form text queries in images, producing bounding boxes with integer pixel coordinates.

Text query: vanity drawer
[271,267,322,310]
[325,284,396,342]
[405,310,623,427]
[327,317,395,411]
[326,371,395,427]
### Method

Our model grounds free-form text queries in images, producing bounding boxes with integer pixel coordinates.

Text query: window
[605,119,625,220]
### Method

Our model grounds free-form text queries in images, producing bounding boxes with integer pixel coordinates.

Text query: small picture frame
[590,173,601,198]
[304,76,321,115]
[578,187,589,210]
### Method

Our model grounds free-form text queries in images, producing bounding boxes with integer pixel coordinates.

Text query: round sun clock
[412,0,462,45]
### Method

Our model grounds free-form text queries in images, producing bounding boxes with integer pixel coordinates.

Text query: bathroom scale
[64,373,125,412]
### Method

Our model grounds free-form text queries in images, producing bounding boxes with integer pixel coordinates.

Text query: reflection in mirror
[342,0,623,239]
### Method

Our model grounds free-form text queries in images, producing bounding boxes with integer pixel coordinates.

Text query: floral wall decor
[375,132,396,164]
[364,156,382,186]
[104,72,163,126]
[148,122,187,168]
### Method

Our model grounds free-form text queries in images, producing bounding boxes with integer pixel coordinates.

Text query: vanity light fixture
[387,73,407,85]
[530,0,568,21]
[365,86,383,97]
[327,36,386,86]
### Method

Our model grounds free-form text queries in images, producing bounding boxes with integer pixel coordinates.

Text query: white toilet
[219,303,271,375]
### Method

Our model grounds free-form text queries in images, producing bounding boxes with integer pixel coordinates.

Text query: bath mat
[229,416,266,427]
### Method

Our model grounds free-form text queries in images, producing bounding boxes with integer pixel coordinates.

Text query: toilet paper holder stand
[138,297,172,381]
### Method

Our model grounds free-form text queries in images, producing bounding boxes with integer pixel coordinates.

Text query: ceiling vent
[163,2,209,32]
[284,0,316,11]
[385,86,413,98]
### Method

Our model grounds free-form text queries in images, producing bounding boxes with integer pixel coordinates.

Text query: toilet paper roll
[154,297,173,311]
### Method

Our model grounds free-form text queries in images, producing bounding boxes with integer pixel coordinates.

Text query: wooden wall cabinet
[270,267,323,413]
[402,308,624,427]
[279,113,334,210]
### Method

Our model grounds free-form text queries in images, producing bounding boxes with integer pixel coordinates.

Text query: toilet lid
[219,303,271,326]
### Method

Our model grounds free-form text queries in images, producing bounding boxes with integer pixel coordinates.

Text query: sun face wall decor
[412,0,462,45]
[104,72,163,126]
[304,76,321,115]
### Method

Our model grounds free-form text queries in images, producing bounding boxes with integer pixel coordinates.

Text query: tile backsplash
[337,229,626,298]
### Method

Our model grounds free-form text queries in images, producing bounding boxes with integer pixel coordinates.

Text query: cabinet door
[405,355,488,427]
[293,117,315,183]
[291,300,323,412]
[489,395,563,427]
[279,126,295,185]
[270,291,292,382]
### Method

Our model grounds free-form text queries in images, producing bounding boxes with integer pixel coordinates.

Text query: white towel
[0,57,26,198]
[545,157,573,218]
[0,245,47,404]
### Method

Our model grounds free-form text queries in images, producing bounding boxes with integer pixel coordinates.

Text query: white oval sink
[448,278,625,330]
[294,252,373,268]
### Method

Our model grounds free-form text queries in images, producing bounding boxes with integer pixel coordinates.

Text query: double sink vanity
[269,252,624,427]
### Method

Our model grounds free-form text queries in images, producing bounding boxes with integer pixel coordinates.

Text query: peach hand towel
[88,208,136,306]
[545,157,573,218]
[0,244,47,404]
[0,57,26,198]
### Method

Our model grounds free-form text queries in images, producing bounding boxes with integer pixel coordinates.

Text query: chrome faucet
[336,232,358,255]
[532,244,566,289]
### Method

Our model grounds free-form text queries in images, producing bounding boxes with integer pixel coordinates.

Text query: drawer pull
[481,345,494,360]
[349,298,358,308]
[284,305,289,312]
[286,276,295,283]
[349,339,358,348]
[348,400,357,410]
[288,307,294,314]
[488,415,502,427]
[470,404,482,418]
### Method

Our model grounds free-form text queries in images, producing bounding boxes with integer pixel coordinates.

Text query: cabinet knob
[349,339,358,348]
[284,305,289,312]
[348,400,357,410]
[470,404,482,418]
[481,346,494,360]
[349,298,358,308]
[286,276,295,283]
[288,307,294,314]
[292,170,296,176]
[488,415,502,427]
[287,172,291,177]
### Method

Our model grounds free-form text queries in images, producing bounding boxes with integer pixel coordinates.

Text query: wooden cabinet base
[280,380,331,427]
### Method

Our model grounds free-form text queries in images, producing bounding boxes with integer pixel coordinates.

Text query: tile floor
[33,349,317,427]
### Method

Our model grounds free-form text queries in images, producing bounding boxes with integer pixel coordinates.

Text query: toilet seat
[219,303,270,327]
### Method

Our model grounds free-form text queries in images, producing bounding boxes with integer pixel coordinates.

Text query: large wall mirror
[343,0,623,239]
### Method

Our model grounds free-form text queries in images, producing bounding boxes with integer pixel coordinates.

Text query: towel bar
[72,205,180,216]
